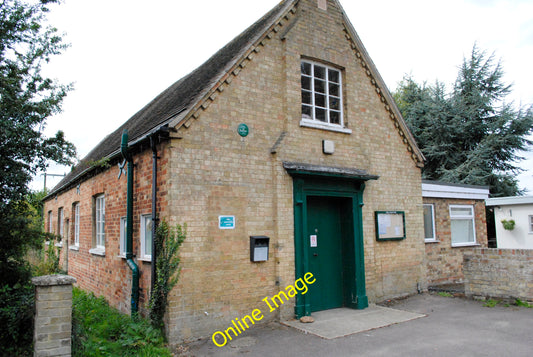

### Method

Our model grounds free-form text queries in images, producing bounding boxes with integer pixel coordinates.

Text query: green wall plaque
[237,123,249,137]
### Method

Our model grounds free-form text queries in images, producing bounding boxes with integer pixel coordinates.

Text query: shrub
[149,220,186,331]
[0,283,34,356]
[31,234,63,276]
[72,288,171,357]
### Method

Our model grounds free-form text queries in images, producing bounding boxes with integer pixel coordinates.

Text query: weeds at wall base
[72,288,172,356]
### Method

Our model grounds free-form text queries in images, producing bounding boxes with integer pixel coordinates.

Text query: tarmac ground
[178,293,533,356]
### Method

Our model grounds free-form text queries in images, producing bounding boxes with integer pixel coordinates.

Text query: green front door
[306,196,344,312]
[290,174,370,318]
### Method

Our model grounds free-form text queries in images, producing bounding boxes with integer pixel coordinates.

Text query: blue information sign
[219,215,236,229]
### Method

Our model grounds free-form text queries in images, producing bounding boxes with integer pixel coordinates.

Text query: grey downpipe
[121,130,139,317]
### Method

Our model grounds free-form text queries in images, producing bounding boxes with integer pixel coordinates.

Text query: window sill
[425,239,440,244]
[300,119,352,134]
[451,243,480,248]
[89,247,105,256]
[54,242,63,248]
[69,245,80,251]
[138,257,152,263]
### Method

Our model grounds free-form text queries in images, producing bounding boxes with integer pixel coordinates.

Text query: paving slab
[281,305,425,339]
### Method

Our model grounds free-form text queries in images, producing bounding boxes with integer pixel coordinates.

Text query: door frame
[289,172,373,318]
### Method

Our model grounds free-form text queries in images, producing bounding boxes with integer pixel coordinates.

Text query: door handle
[313,253,318,256]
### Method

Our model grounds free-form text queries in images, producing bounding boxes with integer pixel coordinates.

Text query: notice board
[375,211,405,241]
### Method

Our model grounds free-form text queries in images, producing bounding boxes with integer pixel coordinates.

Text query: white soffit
[422,182,490,200]
[485,196,533,207]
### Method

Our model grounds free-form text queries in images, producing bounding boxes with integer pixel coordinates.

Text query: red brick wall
[43,142,170,315]
[424,197,488,284]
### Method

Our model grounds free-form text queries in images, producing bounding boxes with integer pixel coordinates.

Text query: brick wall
[44,0,426,345]
[165,0,425,342]
[43,143,169,316]
[464,248,533,301]
[424,197,488,284]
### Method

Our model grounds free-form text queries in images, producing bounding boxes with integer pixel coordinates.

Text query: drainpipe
[150,135,158,295]
[121,130,139,317]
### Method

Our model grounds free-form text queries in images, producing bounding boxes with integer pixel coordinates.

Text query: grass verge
[72,288,172,357]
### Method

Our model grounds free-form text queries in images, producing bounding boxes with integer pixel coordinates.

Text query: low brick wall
[32,275,76,357]
[463,248,533,301]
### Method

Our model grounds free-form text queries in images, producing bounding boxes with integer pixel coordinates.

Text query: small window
[73,203,80,247]
[48,211,53,233]
[119,217,127,257]
[140,214,153,260]
[529,215,533,234]
[301,60,344,128]
[95,194,105,250]
[423,204,436,241]
[58,208,64,238]
[450,205,476,246]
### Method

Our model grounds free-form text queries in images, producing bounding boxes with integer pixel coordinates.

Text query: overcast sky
[34,0,533,193]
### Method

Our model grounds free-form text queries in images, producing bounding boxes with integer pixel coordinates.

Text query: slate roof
[47,0,295,197]
[47,0,423,198]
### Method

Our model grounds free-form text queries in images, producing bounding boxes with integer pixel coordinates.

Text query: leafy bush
[149,220,186,331]
[0,283,34,356]
[31,235,64,276]
[72,288,171,357]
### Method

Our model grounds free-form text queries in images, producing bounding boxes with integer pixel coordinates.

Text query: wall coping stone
[32,274,77,287]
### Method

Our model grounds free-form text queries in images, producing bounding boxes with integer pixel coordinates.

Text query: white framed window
[301,60,348,132]
[140,214,153,260]
[58,208,64,238]
[119,217,127,257]
[423,204,436,241]
[73,203,80,247]
[95,194,105,250]
[48,211,53,233]
[529,215,533,234]
[450,205,476,247]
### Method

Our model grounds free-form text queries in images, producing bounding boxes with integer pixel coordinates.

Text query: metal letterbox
[250,236,269,262]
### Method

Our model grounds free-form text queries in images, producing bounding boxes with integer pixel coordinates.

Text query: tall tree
[395,46,533,197]
[0,0,75,282]
[0,0,75,209]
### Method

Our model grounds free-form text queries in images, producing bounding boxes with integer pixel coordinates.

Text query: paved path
[181,294,533,356]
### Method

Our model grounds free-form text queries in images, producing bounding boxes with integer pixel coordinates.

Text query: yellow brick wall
[165,0,425,343]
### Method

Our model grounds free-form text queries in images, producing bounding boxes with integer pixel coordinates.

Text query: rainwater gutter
[121,130,139,317]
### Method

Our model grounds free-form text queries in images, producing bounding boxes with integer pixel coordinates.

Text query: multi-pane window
[73,203,80,247]
[140,214,153,260]
[423,204,436,241]
[301,60,342,125]
[450,205,476,246]
[95,195,105,249]
[529,215,533,233]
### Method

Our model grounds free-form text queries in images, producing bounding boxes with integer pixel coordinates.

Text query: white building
[485,196,533,249]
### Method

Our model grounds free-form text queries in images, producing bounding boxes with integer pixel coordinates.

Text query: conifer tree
[395,46,533,197]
